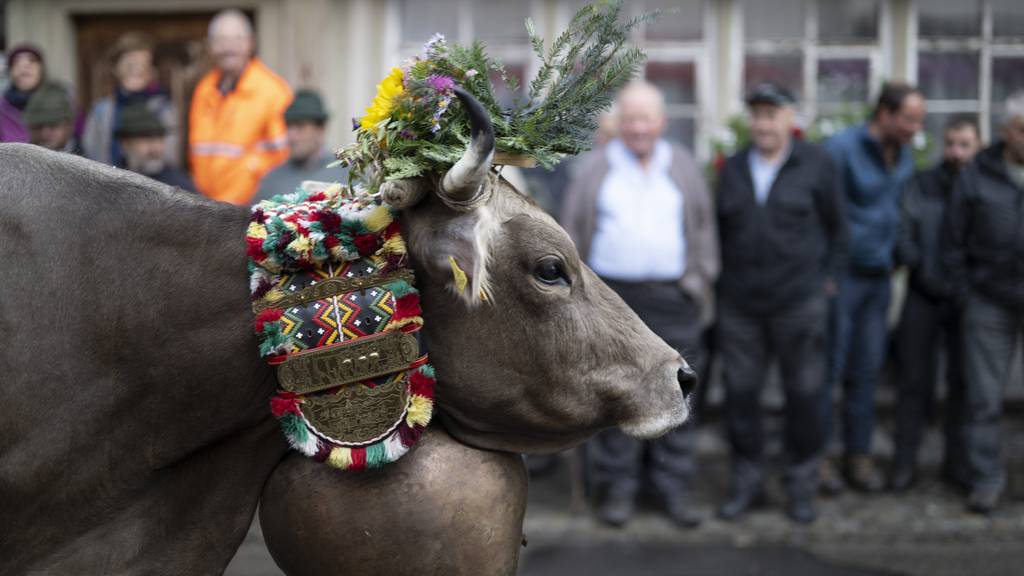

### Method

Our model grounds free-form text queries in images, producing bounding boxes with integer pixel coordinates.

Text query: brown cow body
[0,90,691,574]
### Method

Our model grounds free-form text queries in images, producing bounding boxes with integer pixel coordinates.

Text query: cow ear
[410,205,497,306]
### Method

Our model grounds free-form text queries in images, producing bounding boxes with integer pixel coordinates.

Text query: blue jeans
[823,272,891,456]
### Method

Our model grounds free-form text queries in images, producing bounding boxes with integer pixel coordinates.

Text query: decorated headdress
[250,0,654,471]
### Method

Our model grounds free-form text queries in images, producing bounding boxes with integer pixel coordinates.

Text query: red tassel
[354,233,380,255]
[270,392,301,417]
[246,236,266,260]
[398,422,423,446]
[391,293,421,321]
[350,447,367,470]
[313,209,341,234]
[384,220,402,238]
[255,308,284,332]
[409,370,435,398]
[307,192,327,202]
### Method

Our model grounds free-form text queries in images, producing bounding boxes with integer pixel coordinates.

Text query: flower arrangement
[336,1,656,194]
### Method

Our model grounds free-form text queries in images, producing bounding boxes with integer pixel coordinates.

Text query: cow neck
[246,184,437,471]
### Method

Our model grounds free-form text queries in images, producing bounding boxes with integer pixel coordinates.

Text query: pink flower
[426,74,455,93]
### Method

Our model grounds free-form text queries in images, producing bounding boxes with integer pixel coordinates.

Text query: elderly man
[821,82,925,494]
[24,84,79,154]
[189,9,292,204]
[116,103,195,192]
[714,83,845,524]
[255,89,344,202]
[890,116,981,492]
[946,92,1024,514]
[561,81,719,529]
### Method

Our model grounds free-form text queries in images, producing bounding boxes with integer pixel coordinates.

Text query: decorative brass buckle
[276,330,421,394]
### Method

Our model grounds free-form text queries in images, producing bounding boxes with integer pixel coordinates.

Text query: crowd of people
[0,9,343,203]
[2,6,1023,533]
[562,76,1024,529]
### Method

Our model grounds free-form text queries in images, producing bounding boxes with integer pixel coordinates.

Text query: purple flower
[426,74,456,93]
[351,117,360,131]
[400,129,418,140]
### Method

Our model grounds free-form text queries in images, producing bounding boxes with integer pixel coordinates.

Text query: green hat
[114,104,166,139]
[284,89,329,124]
[23,84,73,127]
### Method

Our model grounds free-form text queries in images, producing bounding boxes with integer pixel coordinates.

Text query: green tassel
[417,364,435,379]
[388,279,415,298]
[365,441,387,469]
[279,413,308,444]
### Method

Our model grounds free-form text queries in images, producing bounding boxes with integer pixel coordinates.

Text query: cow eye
[534,256,570,286]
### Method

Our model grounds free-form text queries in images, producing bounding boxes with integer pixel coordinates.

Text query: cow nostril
[677,366,698,399]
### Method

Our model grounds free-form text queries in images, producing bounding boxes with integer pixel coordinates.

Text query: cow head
[383,89,695,454]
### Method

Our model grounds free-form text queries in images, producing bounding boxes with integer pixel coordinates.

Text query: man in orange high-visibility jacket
[189,9,292,204]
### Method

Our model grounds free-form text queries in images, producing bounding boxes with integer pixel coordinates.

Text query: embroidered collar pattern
[247,184,435,470]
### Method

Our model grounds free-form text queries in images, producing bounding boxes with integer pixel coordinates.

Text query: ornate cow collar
[247,183,435,471]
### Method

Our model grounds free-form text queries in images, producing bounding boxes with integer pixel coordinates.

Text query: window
[742,0,883,124]
[393,0,539,108]
[916,0,1024,150]
[559,0,710,155]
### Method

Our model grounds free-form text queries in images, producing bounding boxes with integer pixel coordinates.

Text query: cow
[0,88,695,575]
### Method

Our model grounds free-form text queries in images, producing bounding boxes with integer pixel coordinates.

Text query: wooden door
[72,10,254,165]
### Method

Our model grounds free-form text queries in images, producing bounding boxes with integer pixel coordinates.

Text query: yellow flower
[360,67,405,132]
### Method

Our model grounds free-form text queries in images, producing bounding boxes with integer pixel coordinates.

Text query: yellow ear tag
[448,256,468,294]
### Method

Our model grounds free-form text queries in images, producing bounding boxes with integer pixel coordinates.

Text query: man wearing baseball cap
[254,89,346,202]
[715,82,846,523]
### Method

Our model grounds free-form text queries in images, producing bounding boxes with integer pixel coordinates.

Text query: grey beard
[128,157,166,176]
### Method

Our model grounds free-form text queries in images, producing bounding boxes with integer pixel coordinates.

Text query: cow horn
[439,87,495,206]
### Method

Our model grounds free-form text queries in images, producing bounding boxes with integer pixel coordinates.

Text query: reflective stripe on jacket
[189,58,291,204]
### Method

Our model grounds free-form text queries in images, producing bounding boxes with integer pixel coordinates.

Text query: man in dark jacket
[116,104,195,192]
[821,82,925,493]
[715,83,846,523]
[945,92,1024,514]
[890,116,981,491]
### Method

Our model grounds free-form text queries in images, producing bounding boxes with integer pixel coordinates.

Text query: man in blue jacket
[822,82,925,493]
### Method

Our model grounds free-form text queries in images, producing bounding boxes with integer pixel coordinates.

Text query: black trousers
[893,286,966,480]
[589,279,702,499]
[718,296,826,497]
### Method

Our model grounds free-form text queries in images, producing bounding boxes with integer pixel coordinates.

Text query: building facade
[2,0,1024,160]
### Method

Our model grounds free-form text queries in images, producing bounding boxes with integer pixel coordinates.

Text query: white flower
[913,131,928,150]
[423,33,446,53]
[465,68,478,78]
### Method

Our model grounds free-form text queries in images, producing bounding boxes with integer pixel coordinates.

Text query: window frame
[910,0,1024,143]
[736,0,889,126]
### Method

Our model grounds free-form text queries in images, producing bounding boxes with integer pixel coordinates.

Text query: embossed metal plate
[276,331,421,394]
[300,376,410,445]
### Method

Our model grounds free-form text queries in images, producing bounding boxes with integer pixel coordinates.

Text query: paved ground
[225,409,1024,575]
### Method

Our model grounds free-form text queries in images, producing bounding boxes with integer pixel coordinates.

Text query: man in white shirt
[561,81,720,529]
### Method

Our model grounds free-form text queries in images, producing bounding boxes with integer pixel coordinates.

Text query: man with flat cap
[116,103,195,192]
[714,82,846,523]
[23,84,79,154]
[255,89,345,202]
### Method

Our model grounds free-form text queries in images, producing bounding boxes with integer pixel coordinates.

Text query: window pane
[644,0,703,42]
[646,61,696,104]
[400,0,459,44]
[744,53,804,101]
[744,0,805,42]
[817,58,870,103]
[992,57,1024,103]
[473,0,530,44]
[918,0,981,38]
[664,116,696,150]
[993,0,1024,38]
[818,0,879,43]
[917,51,979,100]
[923,112,980,163]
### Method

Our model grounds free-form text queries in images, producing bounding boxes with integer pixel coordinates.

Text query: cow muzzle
[678,363,698,403]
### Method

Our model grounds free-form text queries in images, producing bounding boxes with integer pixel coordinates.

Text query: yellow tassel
[287,235,313,258]
[384,316,423,332]
[262,288,286,304]
[449,256,468,294]
[406,395,433,427]
[382,235,406,256]
[247,221,268,239]
[327,446,353,469]
[364,205,393,232]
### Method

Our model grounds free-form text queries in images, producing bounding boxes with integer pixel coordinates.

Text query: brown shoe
[843,454,885,493]
[819,458,845,496]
